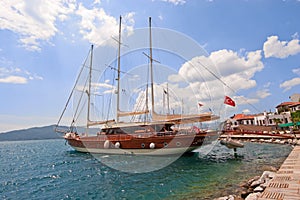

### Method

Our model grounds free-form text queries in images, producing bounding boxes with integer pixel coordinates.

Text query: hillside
[0,125,63,141]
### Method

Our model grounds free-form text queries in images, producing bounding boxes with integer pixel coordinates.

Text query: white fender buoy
[149,142,155,149]
[115,142,120,148]
[104,140,110,149]
[65,133,71,138]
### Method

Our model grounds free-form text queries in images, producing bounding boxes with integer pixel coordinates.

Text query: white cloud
[0,1,135,50]
[279,68,300,92]
[292,68,300,76]
[161,0,186,5]
[234,95,259,105]
[0,75,27,84]
[93,0,101,5]
[242,109,251,113]
[173,49,263,93]
[263,35,300,58]
[165,49,264,115]
[280,77,300,92]
[76,4,135,47]
[158,15,163,21]
[0,66,43,84]
[255,89,271,99]
[292,32,299,39]
[263,82,271,88]
[0,0,76,51]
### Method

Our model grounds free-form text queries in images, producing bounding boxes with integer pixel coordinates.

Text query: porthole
[176,142,181,147]
[163,142,168,147]
[141,143,145,148]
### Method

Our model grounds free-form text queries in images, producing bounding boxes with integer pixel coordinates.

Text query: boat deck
[258,146,300,200]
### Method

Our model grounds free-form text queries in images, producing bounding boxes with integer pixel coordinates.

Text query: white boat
[220,138,244,149]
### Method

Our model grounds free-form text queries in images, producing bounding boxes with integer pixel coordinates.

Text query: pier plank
[257,146,300,200]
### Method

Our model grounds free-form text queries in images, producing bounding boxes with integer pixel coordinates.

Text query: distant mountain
[0,125,64,141]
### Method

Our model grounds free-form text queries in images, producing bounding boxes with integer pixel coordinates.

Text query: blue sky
[0,0,300,132]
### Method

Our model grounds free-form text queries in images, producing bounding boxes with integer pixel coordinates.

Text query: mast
[116,16,122,123]
[167,83,170,114]
[87,44,94,131]
[149,17,155,115]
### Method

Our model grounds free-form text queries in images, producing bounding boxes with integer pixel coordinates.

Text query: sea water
[0,139,292,200]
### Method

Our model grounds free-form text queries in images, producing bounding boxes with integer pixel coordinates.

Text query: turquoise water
[0,139,292,200]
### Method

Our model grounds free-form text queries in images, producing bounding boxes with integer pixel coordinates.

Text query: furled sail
[152,111,219,124]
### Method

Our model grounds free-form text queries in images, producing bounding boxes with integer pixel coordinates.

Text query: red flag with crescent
[224,96,235,107]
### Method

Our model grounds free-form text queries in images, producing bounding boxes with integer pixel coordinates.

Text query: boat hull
[64,132,217,155]
[70,146,198,155]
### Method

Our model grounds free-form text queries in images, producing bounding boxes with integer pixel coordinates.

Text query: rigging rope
[195,60,261,113]
[55,49,91,130]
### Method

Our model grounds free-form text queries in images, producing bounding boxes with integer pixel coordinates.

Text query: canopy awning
[279,122,300,127]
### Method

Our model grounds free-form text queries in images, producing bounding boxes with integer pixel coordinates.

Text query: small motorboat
[220,138,244,149]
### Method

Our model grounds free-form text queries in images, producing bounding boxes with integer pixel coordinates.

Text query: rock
[250,180,262,188]
[214,197,228,200]
[293,139,298,144]
[255,171,275,185]
[262,165,277,172]
[247,176,260,186]
[260,182,268,189]
[228,195,235,200]
[245,192,261,200]
[261,171,276,180]
[240,181,249,188]
[253,186,264,192]
[241,191,252,199]
[268,172,276,179]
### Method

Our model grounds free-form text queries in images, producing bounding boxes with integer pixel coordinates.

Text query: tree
[291,110,300,130]
[272,118,282,133]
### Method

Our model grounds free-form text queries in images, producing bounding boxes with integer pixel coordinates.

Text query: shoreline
[215,135,298,200]
[219,133,300,146]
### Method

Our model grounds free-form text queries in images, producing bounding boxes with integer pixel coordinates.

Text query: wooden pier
[258,146,300,200]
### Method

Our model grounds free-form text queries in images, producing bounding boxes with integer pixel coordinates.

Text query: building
[276,102,295,114]
[225,96,300,132]
[255,112,291,126]
[226,112,291,131]
[276,101,300,130]
[289,102,300,112]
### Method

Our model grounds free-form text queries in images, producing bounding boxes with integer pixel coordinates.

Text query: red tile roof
[289,102,300,107]
[232,114,255,120]
[275,102,295,108]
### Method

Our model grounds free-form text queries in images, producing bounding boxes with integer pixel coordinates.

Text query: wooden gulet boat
[55,16,220,155]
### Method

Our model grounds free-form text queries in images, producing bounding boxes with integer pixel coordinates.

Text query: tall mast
[116,16,122,123]
[149,17,155,115]
[87,44,94,131]
[167,83,170,114]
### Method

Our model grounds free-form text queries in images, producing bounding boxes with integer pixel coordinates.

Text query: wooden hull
[64,131,217,155]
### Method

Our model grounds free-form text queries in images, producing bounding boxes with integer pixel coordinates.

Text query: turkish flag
[224,96,235,107]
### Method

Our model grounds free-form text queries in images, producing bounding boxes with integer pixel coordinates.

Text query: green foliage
[291,110,300,122]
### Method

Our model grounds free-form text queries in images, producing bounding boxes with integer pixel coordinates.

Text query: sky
[0,0,300,133]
